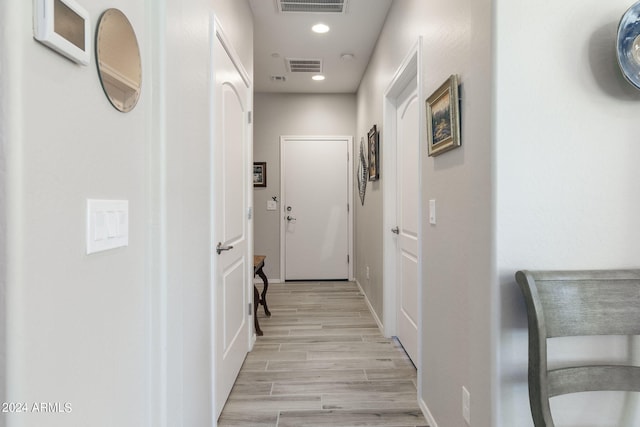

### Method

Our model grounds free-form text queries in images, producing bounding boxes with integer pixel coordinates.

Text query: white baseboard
[419,396,438,427]
[355,281,434,426]
[355,279,384,333]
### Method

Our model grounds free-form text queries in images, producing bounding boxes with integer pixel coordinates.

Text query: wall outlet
[366,266,370,279]
[462,386,470,425]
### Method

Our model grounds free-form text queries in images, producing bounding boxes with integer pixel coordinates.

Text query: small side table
[253,255,271,336]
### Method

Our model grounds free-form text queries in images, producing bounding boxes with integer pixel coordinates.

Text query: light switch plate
[267,200,277,211]
[87,199,129,254]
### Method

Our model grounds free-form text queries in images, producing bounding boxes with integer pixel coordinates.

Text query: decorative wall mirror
[617,1,640,90]
[95,8,142,112]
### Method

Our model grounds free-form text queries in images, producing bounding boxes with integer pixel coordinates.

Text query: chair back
[515,269,640,427]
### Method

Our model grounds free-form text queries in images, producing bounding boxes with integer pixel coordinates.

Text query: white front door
[212,19,251,419]
[395,77,419,363]
[281,137,352,281]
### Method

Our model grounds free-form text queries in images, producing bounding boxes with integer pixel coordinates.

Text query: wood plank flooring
[218,281,428,427]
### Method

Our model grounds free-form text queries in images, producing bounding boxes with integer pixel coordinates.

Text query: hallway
[218,281,428,426]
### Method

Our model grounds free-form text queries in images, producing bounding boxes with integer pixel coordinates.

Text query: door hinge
[347,203,350,213]
[347,255,350,264]
[248,111,252,124]
[248,302,252,315]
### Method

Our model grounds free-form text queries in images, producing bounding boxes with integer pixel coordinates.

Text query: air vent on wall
[286,58,323,73]
[277,0,347,14]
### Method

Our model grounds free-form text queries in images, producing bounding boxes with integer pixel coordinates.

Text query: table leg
[253,285,263,336]
[256,266,271,317]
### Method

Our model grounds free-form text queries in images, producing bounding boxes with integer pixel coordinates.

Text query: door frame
[279,135,354,282]
[382,38,423,377]
[210,15,254,420]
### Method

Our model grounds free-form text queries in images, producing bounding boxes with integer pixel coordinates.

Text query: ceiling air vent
[277,0,347,14]
[286,58,323,73]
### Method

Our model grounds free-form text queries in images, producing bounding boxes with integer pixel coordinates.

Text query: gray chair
[515,269,640,427]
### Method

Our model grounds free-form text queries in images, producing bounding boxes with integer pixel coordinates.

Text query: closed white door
[281,137,351,281]
[395,77,419,363]
[212,20,251,419]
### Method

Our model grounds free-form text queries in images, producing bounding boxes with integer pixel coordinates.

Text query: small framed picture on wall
[426,74,461,156]
[368,125,379,181]
[253,162,267,187]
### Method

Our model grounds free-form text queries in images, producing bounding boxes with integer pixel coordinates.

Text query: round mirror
[96,9,142,112]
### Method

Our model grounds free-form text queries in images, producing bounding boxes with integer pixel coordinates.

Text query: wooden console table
[253,255,271,336]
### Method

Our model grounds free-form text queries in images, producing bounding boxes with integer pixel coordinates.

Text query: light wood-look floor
[218,281,428,427]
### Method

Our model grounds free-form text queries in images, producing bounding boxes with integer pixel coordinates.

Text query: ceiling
[249,0,393,93]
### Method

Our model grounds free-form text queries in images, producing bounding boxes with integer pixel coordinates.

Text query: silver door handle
[286,216,296,222]
[391,226,399,234]
[216,242,234,255]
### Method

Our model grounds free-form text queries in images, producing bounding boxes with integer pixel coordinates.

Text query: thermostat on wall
[34,0,90,65]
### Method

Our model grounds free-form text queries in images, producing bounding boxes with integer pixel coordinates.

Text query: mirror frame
[95,8,142,112]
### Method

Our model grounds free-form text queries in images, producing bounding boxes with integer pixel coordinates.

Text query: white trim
[213,17,250,87]
[355,280,384,333]
[382,36,424,395]
[419,396,439,427]
[279,135,354,282]
[146,1,167,425]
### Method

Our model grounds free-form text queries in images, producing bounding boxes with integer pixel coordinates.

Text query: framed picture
[34,0,91,65]
[358,138,367,205]
[368,125,379,181]
[253,162,267,187]
[426,74,460,156]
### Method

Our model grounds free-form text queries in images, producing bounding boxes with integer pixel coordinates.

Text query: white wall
[359,0,640,425]
[0,1,253,426]
[356,1,494,426]
[2,1,148,426]
[253,93,356,280]
[496,0,640,426]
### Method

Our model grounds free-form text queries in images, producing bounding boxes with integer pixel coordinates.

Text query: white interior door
[281,137,351,281]
[395,77,419,363]
[212,19,251,419]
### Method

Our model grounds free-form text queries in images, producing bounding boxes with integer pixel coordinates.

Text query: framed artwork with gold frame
[426,74,460,156]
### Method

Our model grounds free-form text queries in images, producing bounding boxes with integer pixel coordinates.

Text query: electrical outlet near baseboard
[462,386,470,425]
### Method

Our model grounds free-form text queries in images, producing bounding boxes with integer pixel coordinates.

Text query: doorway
[382,40,423,367]
[211,17,252,419]
[280,136,353,282]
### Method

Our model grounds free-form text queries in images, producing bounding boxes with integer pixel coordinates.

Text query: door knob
[216,242,234,255]
[391,226,399,234]
[286,215,296,222]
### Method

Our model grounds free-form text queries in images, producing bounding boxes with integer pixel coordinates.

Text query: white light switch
[429,199,436,225]
[87,199,129,254]
[267,200,277,211]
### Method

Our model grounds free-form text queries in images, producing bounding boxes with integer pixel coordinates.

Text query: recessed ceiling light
[312,75,325,81]
[312,23,330,34]
[340,53,355,61]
